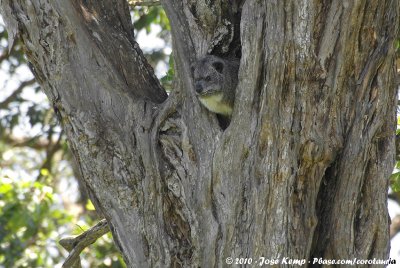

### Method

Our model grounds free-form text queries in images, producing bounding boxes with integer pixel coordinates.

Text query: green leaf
[0,182,13,194]
[390,172,400,192]
[86,200,95,211]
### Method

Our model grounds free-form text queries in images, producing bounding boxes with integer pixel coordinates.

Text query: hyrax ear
[212,61,224,73]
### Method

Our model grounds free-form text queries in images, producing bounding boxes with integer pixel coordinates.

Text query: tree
[0,5,169,267]
[0,0,399,267]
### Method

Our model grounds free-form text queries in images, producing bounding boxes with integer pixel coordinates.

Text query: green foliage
[0,177,72,267]
[133,6,170,33]
[391,171,400,192]
[132,5,172,80]
[392,124,400,192]
[0,176,126,267]
[160,54,174,91]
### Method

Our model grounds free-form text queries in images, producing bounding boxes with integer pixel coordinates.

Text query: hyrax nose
[195,83,203,93]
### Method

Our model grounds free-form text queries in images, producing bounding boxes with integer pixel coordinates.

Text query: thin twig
[0,78,36,109]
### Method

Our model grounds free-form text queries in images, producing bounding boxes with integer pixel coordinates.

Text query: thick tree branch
[71,0,167,103]
[0,1,170,265]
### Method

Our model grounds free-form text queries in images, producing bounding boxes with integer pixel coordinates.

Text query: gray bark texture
[1,0,399,267]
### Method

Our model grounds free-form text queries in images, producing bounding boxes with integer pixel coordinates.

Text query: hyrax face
[192,56,225,96]
[192,55,235,116]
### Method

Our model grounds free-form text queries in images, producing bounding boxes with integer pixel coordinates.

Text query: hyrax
[192,55,239,117]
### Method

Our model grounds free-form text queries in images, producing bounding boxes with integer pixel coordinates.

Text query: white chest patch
[198,93,232,116]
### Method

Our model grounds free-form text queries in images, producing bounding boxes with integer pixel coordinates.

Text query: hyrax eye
[205,76,211,82]
[212,62,224,73]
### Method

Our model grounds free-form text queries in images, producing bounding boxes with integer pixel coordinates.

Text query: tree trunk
[1,0,399,267]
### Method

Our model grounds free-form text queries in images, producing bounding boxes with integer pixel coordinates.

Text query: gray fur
[192,55,239,116]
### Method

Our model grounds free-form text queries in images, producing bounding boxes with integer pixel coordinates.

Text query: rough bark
[1,0,399,267]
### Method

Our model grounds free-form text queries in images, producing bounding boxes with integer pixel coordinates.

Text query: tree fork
[1,0,399,267]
